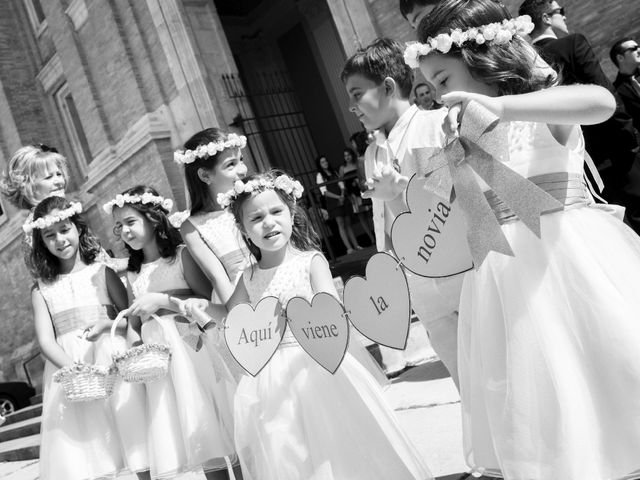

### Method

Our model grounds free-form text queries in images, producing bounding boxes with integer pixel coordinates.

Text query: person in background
[611,37,640,131]
[339,147,375,246]
[316,155,361,254]
[414,82,440,110]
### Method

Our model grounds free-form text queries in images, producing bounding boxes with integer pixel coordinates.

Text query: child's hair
[116,185,182,273]
[349,131,369,157]
[341,38,414,100]
[182,128,235,215]
[418,0,554,95]
[399,0,440,20]
[228,170,320,261]
[31,196,101,283]
[1,145,69,210]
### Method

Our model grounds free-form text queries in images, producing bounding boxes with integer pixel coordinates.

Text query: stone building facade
[0,0,637,384]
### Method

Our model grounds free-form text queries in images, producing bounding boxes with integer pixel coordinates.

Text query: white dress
[459,122,640,480]
[38,262,149,480]
[127,246,236,478]
[234,249,433,480]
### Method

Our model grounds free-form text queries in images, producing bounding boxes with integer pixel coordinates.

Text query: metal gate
[222,71,339,259]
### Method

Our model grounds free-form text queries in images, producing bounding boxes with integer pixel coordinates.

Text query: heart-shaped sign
[286,292,349,374]
[343,252,411,349]
[391,174,473,278]
[224,296,286,376]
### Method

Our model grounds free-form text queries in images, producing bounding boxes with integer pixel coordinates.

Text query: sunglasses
[547,6,565,16]
[38,144,59,154]
[622,45,639,53]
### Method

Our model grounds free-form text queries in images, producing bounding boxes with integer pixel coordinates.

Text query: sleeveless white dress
[127,246,236,478]
[459,122,640,480]
[234,249,432,480]
[38,262,149,480]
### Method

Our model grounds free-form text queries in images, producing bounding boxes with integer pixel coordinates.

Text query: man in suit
[520,0,640,233]
[611,38,640,131]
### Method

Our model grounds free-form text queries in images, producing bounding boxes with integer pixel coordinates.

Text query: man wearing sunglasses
[611,38,640,132]
[519,0,640,234]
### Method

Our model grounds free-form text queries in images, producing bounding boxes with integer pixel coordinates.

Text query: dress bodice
[37,262,112,335]
[503,122,586,179]
[186,210,249,284]
[242,250,317,307]
[127,246,190,299]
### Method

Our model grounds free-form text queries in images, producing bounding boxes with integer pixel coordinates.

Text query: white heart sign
[286,292,349,374]
[343,252,411,350]
[391,174,473,278]
[224,296,285,377]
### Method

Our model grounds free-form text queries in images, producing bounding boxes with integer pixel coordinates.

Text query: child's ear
[197,168,212,185]
[383,77,397,97]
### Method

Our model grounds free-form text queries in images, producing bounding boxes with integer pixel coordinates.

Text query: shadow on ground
[394,360,451,384]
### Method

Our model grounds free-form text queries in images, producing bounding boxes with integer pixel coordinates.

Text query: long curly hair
[417,0,555,95]
[114,185,182,273]
[228,170,320,262]
[31,196,101,283]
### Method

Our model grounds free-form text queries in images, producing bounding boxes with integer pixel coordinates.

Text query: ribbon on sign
[414,100,563,268]
[174,315,215,352]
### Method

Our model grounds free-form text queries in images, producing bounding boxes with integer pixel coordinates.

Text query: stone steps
[0,404,41,461]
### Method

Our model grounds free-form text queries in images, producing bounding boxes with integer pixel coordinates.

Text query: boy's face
[345,74,394,131]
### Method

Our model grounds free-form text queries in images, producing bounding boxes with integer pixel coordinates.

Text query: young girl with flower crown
[186,170,432,480]
[30,196,150,480]
[405,1,640,478]
[105,185,239,480]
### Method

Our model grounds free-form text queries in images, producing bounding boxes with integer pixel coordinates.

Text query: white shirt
[364,105,447,251]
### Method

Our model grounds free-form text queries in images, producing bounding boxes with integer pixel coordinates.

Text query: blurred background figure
[339,147,375,246]
[413,82,440,110]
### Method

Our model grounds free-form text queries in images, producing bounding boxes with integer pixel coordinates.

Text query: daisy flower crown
[173,133,248,165]
[216,174,304,209]
[403,15,535,69]
[102,193,174,215]
[23,202,82,234]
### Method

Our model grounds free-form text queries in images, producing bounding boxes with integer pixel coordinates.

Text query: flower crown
[23,201,82,234]
[216,174,304,209]
[102,192,174,215]
[403,15,535,69]
[173,133,247,165]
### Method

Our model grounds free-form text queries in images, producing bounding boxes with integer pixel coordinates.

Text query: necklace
[375,108,420,173]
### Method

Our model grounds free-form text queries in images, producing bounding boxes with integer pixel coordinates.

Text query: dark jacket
[535,34,638,180]
[614,69,640,132]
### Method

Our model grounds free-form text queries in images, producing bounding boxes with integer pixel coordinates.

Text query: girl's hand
[362,161,409,201]
[81,319,112,341]
[441,92,504,137]
[128,293,168,320]
[182,298,210,317]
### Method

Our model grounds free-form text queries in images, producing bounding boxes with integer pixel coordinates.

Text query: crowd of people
[1,0,640,480]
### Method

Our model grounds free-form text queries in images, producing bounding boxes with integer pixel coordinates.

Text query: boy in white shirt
[341,38,463,388]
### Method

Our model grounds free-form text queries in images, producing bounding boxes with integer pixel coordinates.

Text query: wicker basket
[53,362,117,402]
[111,312,171,383]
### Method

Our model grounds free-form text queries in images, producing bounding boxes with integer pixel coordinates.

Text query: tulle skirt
[40,328,148,480]
[141,314,236,478]
[459,206,640,480]
[234,337,432,480]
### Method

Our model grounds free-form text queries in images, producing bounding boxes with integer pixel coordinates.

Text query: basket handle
[110,309,129,355]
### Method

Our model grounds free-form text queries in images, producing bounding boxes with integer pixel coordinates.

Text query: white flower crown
[23,202,82,234]
[102,192,174,215]
[173,133,248,165]
[404,15,535,69]
[216,174,304,209]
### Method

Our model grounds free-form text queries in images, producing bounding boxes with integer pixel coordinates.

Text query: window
[55,83,93,167]
[24,0,47,35]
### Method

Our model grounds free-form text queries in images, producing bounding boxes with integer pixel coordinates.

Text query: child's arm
[85,267,128,341]
[309,254,340,300]
[181,220,236,303]
[442,85,616,140]
[183,275,249,325]
[32,289,73,369]
[181,246,213,299]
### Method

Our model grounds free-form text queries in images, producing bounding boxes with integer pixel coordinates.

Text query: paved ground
[0,359,468,480]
